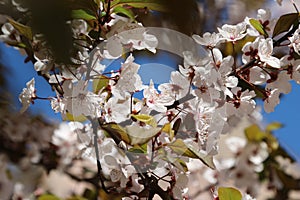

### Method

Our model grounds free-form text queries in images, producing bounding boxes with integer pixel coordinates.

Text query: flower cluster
[1,0,300,199]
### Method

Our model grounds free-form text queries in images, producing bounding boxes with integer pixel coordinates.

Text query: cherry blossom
[225,87,256,117]
[18,78,36,113]
[258,38,280,68]
[143,80,175,112]
[210,48,238,98]
[106,21,158,57]
[289,27,300,55]
[264,88,280,113]
[242,37,260,63]
[63,80,103,118]
[104,96,131,123]
[111,54,145,99]
[217,22,247,42]
[192,32,224,48]
[0,23,21,44]
[266,71,291,94]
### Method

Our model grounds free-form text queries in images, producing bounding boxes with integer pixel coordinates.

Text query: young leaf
[64,112,88,122]
[112,6,135,20]
[188,144,216,169]
[101,122,131,145]
[249,18,268,37]
[273,13,299,38]
[128,144,147,154]
[111,0,168,12]
[218,187,242,200]
[7,18,33,40]
[168,139,215,169]
[162,123,175,140]
[244,124,265,142]
[125,124,160,145]
[266,122,282,133]
[265,132,279,150]
[38,194,61,200]
[93,75,109,94]
[131,114,157,127]
[71,9,97,21]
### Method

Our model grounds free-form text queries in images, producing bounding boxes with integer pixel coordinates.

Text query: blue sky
[1,41,300,161]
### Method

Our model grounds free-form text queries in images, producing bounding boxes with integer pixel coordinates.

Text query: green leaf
[131,114,157,127]
[244,124,265,142]
[266,122,282,133]
[64,112,88,122]
[128,145,146,154]
[273,13,299,38]
[38,194,61,200]
[218,187,242,200]
[187,143,216,169]
[101,122,131,145]
[7,18,33,40]
[111,0,168,12]
[125,124,160,145]
[93,75,109,94]
[113,6,135,20]
[249,18,268,37]
[168,139,215,169]
[71,9,97,21]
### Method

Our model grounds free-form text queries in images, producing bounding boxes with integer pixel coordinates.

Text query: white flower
[0,22,21,43]
[242,193,256,200]
[248,143,269,165]
[291,60,300,84]
[280,56,300,84]
[211,48,238,98]
[104,96,130,123]
[106,22,158,57]
[12,0,28,12]
[50,97,66,113]
[258,38,280,68]
[63,80,103,118]
[143,80,175,112]
[242,37,260,63]
[266,71,291,94]
[226,87,256,117]
[71,19,88,36]
[225,136,247,153]
[264,88,280,113]
[112,54,145,99]
[158,71,190,100]
[34,58,52,72]
[217,22,247,42]
[52,122,78,166]
[193,75,220,103]
[19,78,36,113]
[289,27,300,55]
[249,66,269,85]
[182,51,208,68]
[192,32,224,48]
